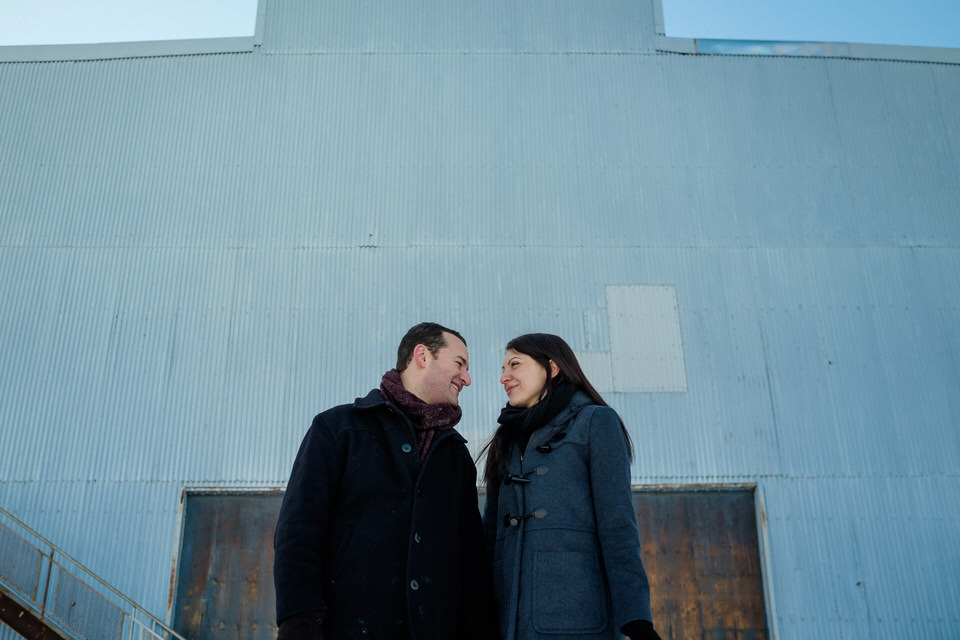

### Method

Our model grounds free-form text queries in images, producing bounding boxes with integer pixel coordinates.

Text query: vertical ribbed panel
[2,54,957,250]
[2,0,960,636]
[259,0,656,53]
[763,476,960,637]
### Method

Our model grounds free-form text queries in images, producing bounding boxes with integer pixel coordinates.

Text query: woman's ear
[549,360,560,379]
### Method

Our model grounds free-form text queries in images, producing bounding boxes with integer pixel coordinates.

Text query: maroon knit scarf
[379,369,462,461]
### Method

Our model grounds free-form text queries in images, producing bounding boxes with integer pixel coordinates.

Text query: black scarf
[497,382,576,453]
[379,369,462,461]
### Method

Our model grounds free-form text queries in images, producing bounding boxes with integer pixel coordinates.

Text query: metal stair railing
[0,505,187,640]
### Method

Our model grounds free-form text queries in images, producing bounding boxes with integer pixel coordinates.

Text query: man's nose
[461,371,471,387]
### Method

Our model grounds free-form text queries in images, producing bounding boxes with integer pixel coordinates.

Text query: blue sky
[0,0,958,49]
[663,0,960,48]
[0,0,259,46]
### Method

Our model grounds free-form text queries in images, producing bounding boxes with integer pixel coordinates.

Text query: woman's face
[500,348,549,408]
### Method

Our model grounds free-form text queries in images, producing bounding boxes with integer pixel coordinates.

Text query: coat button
[401,443,413,453]
[414,533,422,543]
[410,579,420,590]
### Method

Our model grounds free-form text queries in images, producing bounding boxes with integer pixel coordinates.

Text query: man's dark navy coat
[274,389,497,640]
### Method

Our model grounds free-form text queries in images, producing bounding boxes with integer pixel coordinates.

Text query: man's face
[419,333,471,406]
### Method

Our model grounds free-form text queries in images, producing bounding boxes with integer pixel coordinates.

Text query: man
[274,323,497,640]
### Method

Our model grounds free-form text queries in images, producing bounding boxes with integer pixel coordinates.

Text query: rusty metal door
[172,492,283,640]
[633,488,769,640]
[172,489,768,640]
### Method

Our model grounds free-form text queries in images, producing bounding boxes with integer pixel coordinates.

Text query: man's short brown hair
[396,322,467,372]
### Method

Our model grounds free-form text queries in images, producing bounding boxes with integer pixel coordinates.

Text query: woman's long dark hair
[480,333,633,485]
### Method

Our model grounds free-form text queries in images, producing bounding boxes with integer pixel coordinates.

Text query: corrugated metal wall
[1,0,958,637]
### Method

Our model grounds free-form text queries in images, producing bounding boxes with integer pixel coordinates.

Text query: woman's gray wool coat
[482,391,653,640]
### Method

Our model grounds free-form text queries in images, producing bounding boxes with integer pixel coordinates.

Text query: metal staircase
[0,506,186,640]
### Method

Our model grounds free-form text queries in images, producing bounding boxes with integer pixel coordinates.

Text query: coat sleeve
[273,415,342,624]
[457,460,500,640]
[587,406,654,628]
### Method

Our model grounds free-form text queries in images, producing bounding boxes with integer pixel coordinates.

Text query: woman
[481,334,661,640]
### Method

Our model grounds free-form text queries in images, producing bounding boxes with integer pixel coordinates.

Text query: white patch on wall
[577,285,687,393]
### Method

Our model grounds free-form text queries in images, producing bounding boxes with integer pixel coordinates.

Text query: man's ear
[549,360,560,378]
[413,343,430,369]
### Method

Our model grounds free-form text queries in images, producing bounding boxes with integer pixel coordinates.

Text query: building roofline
[2,0,957,67]
[0,35,257,63]
[656,35,960,65]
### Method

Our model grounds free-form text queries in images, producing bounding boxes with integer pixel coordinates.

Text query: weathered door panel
[173,492,283,640]
[634,489,769,640]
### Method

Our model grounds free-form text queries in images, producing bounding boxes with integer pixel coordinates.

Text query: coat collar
[355,388,387,410]
[523,390,593,451]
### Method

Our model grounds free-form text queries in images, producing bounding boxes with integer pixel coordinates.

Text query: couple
[273,323,661,640]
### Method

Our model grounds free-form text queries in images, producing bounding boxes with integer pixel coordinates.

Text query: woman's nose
[499,372,509,384]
